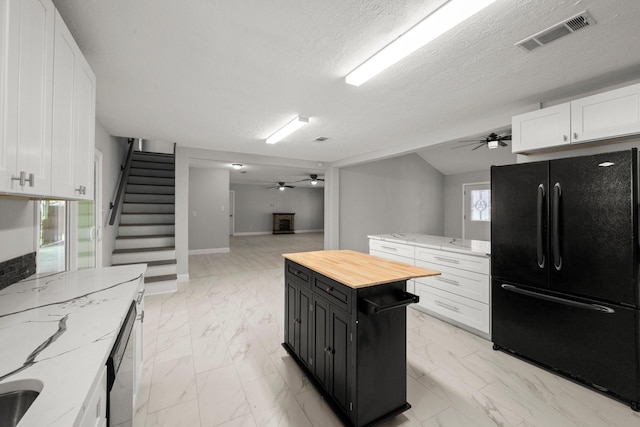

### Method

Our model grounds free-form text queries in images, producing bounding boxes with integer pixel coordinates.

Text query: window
[470,189,491,222]
[38,200,67,274]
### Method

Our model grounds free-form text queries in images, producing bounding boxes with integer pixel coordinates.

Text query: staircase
[112,150,177,294]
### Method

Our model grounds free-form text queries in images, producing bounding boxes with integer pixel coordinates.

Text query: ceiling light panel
[266,115,309,144]
[345,0,497,86]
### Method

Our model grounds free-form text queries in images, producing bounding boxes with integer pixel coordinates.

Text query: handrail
[108,138,136,225]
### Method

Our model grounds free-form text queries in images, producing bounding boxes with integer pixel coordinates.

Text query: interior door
[491,162,549,289]
[549,149,636,305]
[229,190,234,236]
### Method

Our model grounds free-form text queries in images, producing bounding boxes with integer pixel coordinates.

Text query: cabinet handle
[12,171,34,187]
[434,256,460,264]
[75,185,87,195]
[435,276,460,286]
[325,286,334,293]
[294,318,301,324]
[324,346,334,356]
[380,246,397,251]
[573,132,578,140]
[563,135,568,142]
[136,289,145,304]
[434,300,460,313]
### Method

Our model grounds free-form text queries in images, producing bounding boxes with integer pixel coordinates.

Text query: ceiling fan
[452,132,512,151]
[296,174,325,186]
[268,181,295,191]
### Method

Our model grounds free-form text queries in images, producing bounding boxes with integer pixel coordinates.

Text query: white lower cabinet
[78,365,107,427]
[133,286,144,407]
[369,236,491,339]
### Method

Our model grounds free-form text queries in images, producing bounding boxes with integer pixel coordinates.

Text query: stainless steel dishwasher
[107,300,136,427]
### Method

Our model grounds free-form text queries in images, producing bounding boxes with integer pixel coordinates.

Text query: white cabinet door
[571,82,640,144]
[0,0,10,192]
[74,53,96,200]
[2,0,54,195]
[51,10,78,198]
[51,11,95,200]
[78,365,107,427]
[511,103,571,153]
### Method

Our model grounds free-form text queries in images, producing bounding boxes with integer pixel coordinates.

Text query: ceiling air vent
[515,11,595,52]
[313,136,328,142]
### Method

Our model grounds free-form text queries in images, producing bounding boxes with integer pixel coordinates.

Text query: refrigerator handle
[536,184,545,268]
[501,284,615,313]
[553,182,562,271]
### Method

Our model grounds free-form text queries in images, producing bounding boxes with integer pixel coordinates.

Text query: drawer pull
[434,300,460,313]
[380,246,398,251]
[136,289,145,304]
[324,346,334,356]
[436,277,460,286]
[325,286,334,293]
[294,318,301,324]
[434,256,460,264]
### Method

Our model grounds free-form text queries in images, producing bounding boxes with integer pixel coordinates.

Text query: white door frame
[462,181,490,240]
[94,149,103,267]
[229,190,235,236]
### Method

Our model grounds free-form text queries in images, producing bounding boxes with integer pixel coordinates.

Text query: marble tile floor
[135,234,640,427]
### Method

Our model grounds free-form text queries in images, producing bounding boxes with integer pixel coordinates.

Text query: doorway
[463,182,491,241]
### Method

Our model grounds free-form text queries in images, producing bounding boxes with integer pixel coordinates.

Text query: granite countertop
[368,233,491,257]
[0,265,146,427]
[283,250,440,288]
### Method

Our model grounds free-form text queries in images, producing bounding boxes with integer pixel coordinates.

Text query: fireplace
[273,213,295,234]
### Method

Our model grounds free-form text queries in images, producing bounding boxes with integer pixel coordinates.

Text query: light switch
[193,211,197,217]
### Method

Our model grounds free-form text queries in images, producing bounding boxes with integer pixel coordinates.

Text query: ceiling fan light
[266,115,309,144]
[345,0,497,86]
[488,140,499,149]
[231,163,243,170]
[279,186,286,191]
[311,179,318,185]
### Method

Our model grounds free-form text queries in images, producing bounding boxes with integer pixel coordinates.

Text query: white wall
[230,184,324,234]
[188,167,230,252]
[95,125,128,266]
[339,153,444,253]
[444,169,491,238]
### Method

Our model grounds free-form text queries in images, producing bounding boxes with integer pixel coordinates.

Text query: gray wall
[95,125,128,266]
[188,167,230,251]
[444,169,490,238]
[0,199,35,262]
[230,184,324,234]
[339,153,444,253]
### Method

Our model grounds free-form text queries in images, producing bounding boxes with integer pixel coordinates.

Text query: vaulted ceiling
[52,0,640,175]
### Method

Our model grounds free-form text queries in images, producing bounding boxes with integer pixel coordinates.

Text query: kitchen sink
[0,379,43,427]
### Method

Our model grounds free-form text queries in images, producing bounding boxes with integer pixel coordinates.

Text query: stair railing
[108,138,136,225]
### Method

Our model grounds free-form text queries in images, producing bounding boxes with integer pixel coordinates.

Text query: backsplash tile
[0,252,36,290]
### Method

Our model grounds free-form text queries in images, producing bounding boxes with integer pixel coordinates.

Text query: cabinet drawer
[313,275,352,313]
[369,239,415,260]
[370,249,414,265]
[415,260,489,304]
[415,283,489,334]
[287,261,311,285]
[415,247,489,275]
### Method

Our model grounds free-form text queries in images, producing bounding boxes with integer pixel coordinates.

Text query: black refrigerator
[491,148,640,411]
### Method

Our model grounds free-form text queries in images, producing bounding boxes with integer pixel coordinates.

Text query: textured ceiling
[52,0,640,174]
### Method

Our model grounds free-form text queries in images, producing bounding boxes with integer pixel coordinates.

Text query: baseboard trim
[295,229,324,234]
[145,279,177,295]
[233,229,323,236]
[177,274,189,283]
[188,247,230,255]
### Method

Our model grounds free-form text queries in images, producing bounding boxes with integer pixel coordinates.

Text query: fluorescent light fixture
[345,0,497,86]
[599,162,615,167]
[231,163,243,170]
[487,140,499,149]
[266,115,309,144]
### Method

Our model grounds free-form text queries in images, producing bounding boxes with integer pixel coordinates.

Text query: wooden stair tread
[117,234,174,239]
[112,259,177,267]
[113,246,175,254]
[118,223,175,226]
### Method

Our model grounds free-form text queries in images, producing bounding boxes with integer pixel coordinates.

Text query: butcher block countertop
[282,250,440,288]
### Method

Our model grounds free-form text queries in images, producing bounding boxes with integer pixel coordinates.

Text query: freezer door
[550,149,637,306]
[492,280,639,405]
[491,162,549,289]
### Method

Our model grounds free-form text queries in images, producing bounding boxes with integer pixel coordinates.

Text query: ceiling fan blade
[471,143,485,151]
[451,142,483,149]
[499,140,508,147]
[295,178,310,182]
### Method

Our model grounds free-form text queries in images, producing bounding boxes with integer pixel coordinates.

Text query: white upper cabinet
[51,11,96,200]
[513,82,640,154]
[0,0,95,199]
[0,0,55,195]
[571,82,640,144]
[512,103,571,153]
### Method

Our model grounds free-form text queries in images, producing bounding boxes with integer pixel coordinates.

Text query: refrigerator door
[550,149,637,306]
[492,279,639,405]
[491,162,549,289]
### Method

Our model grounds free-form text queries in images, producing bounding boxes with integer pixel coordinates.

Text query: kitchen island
[282,250,439,427]
[0,265,145,427]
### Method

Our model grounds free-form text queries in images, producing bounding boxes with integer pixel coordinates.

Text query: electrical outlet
[193,211,197,217]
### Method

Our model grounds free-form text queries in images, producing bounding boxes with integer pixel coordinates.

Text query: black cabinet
[283,260,418,427]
